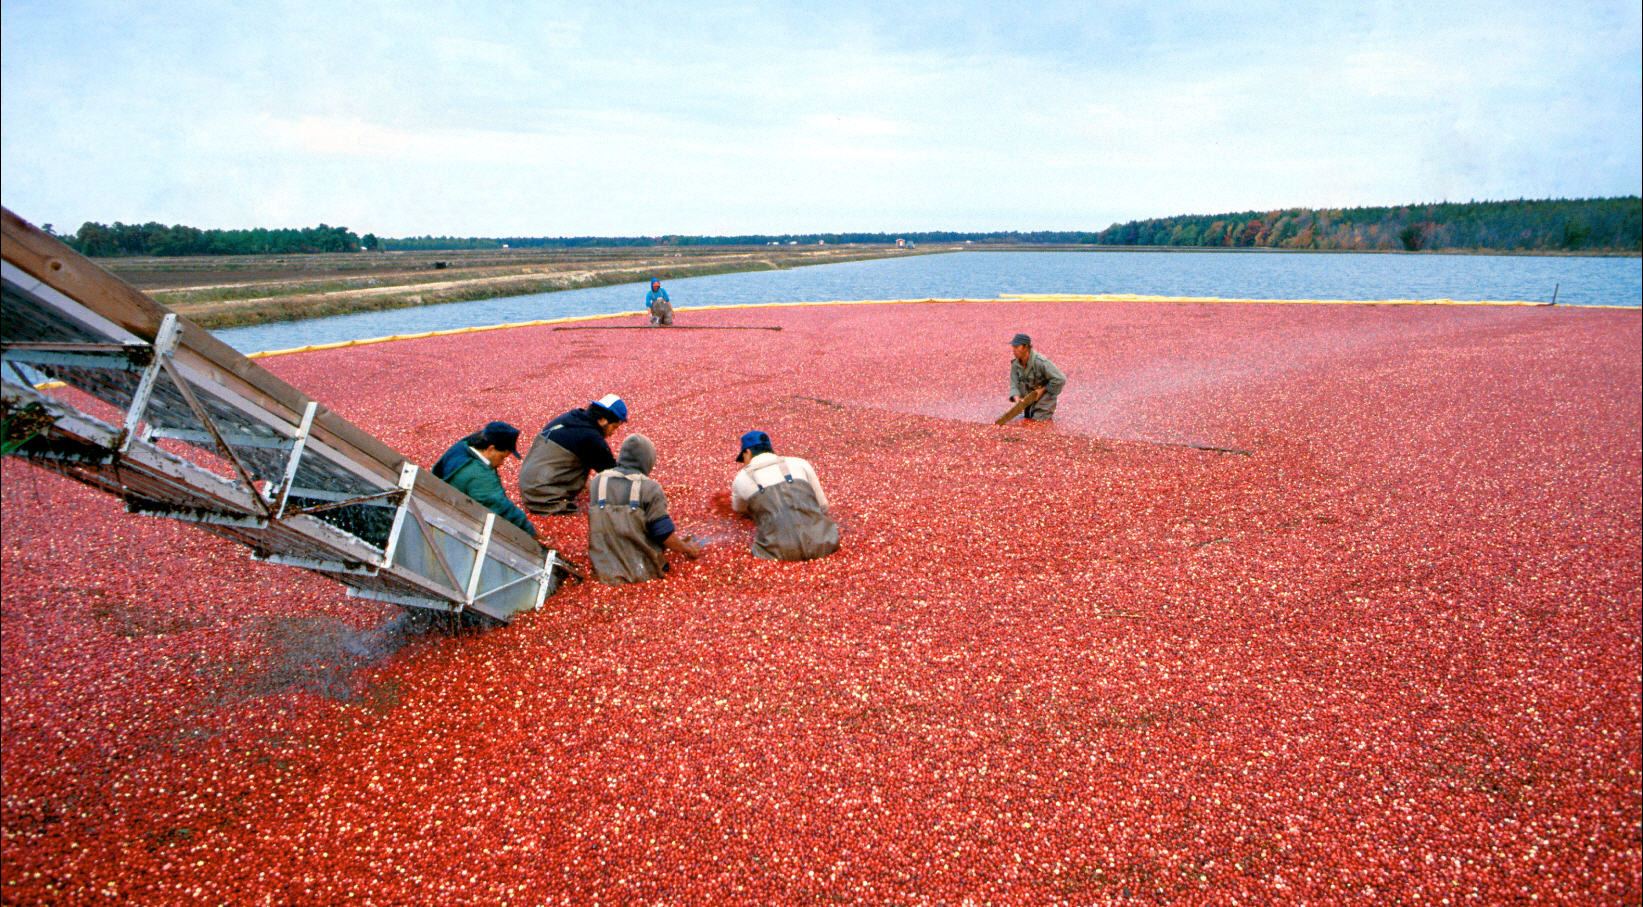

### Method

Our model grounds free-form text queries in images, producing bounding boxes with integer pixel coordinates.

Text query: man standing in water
[1007,333,1067,421]
[645,278,674,326]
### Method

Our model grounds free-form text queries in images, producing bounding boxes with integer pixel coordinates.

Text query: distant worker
[730,430,840,561]
[587,434,701,584]
[519,394,627,515]
[645,278,674,326]
[430,421,539,539]
[1007,333,1067,421]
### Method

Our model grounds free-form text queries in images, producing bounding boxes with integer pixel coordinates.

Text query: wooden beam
[994,389,1043,425]
[552,325,782,332]
[3,208,411,481]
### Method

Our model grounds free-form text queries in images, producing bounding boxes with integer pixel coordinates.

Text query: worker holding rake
[1006,333,1067,422]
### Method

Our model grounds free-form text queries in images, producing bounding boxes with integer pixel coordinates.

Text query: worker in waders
[645,278,674,326]
[519,394,627,515]
[587,434,700,584]
[1008,333,1067,421]
[729,430,840,561]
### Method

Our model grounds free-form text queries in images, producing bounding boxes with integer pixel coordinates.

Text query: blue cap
[1010,333,1032,346]
[736,429,773,460]
[480,421,522,458]
[590,393,628,423]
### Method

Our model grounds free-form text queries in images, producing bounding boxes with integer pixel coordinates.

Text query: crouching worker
[730,430,840,561]
[431,421,539,540]
[588,434,701,584]
[519,394,627,515]
[645,278,673,326]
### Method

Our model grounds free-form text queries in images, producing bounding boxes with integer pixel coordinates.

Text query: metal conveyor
[1,208,567,622]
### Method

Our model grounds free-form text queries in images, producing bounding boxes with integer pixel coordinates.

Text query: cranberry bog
[3,298,1639,905]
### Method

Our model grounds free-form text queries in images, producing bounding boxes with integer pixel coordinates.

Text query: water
[216,250,1642,354]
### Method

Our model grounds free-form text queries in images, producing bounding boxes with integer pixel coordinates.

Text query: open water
[216,250,1642,354]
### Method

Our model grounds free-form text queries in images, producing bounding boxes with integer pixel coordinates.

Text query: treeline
[371,197,1643,253]
[1086,197,1641,252]
[53,221,377,256]
[376,232,941,250]
[51,196,1641,256]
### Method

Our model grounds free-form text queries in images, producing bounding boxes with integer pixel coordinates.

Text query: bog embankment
[101,243,948,330]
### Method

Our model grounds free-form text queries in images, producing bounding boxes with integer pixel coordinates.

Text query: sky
[2,1,1639,238]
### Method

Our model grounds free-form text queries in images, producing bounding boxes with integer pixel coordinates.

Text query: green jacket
[441,448,535,535]
[1009,350,1067,399]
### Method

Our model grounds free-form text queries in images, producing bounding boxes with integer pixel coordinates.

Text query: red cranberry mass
[3,299,1638,905]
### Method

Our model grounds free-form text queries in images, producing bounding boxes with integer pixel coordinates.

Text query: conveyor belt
[1,208,566,623]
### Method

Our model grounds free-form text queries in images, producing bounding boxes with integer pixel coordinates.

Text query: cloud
[2,0,1636,235]
[268,115,536,164]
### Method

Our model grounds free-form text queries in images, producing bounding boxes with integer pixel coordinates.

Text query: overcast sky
[3,1,1639,237]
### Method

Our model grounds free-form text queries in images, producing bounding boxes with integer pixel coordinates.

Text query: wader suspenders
[750,460,795,499]
[594,472,645,511]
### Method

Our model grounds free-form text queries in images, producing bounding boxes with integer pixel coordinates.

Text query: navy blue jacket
[536,409,618,472]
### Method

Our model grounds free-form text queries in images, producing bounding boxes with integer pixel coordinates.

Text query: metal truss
[1,208,567,622]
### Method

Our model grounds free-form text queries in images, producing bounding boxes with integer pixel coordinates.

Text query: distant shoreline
[106,244,943,330]
[103,243,1638,331]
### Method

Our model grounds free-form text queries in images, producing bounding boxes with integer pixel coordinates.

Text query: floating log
[553,325,782,332]
[994,388,1044,425]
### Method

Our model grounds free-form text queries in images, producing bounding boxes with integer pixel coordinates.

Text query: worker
[1007,333,1067,421]
[645,278,674,326]
[587,434,700,584]
[519,394,627,515]
[730,430,839,561]
[430,421,539,538]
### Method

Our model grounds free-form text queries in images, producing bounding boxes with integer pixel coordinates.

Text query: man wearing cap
[431,421,539,538]
[730,430,840,561]
[645,279,674,326]
[587,434,701,584]
[519,394,628,515]
[1008,333,1067,421]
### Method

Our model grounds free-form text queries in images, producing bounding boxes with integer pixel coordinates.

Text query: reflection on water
[216,250,1641,354]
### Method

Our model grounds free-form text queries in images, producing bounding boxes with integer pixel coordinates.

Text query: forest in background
[47,196,1641,257]
[1080,197,1640,252]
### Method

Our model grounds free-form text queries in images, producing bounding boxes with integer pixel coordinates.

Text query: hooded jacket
[586,435,676,584]
[646,286,674,324]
